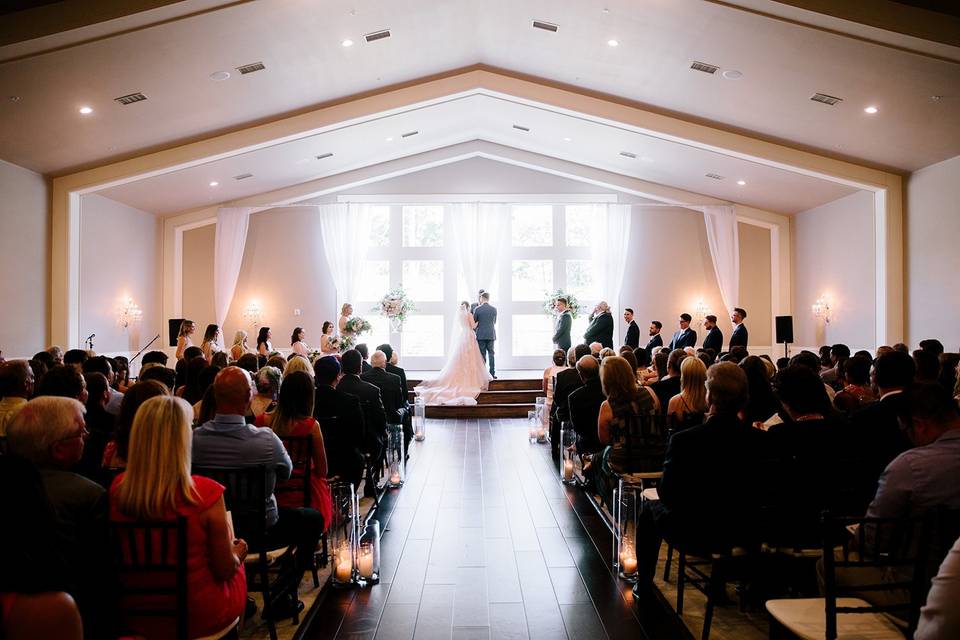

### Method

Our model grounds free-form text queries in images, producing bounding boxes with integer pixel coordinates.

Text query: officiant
[583,301,614,349]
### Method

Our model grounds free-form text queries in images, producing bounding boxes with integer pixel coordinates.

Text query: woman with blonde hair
[109,396,247,638]
[283,354,314,380]
[667,356,708,422]
[338,303,354,338]
[175,320,196,360]
[230,330,251,361]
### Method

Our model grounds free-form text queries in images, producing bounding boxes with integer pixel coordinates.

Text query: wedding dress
[414,308,492,405]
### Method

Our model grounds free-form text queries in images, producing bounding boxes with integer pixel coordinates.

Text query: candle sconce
[812,296,831,324]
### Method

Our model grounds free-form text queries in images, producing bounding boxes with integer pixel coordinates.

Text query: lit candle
[390,471,402,485]
[622,554,638,574]
[358,551,374,578]
[335,556,352,582]
[563,460,574,480]
[415,430,424,440]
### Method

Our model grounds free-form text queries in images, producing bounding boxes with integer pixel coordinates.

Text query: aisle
[303,419,688,640]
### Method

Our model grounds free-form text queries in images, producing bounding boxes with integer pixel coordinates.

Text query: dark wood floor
[301,419,690,640]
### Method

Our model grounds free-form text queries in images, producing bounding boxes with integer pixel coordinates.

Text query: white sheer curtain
[213,207,253,330]
[318,203,371,311]
[450,202,508,297]
[590,203,632,310]
[698,204,740,316]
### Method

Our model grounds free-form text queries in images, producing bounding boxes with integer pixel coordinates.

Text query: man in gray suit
[553,297,573,352]
[473,291,497,378]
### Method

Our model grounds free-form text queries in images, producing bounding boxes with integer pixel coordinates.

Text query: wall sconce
[243,300,263,327]
[812,296,831,324]
[117,296,143,330]
[693,299,711,325]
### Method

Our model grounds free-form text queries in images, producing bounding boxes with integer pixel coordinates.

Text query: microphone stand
[129,334,161,366]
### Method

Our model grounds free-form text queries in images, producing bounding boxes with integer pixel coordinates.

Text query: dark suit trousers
[477,339,495,375]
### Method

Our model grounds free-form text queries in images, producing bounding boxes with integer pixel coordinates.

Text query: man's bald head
[371,350,387,369]
[589,342,603,355]
[576,355,599,381]
[213,366,253,415]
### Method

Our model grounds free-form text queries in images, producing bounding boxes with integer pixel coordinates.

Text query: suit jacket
[702,326,723,353]
[650,376,681,414]
[551,368,583,423]
[473,303,497,341]
[385,363,409,400]
[553,311,573,351]
[668,328,697,350]
[645,333,663,356]
[729,323,748,350]
[583,312,614,349]
[567,377,606,453]
[847,392,913,510]
[361,360,373,374]
[624,321,640,349]
[314,385,365,484]
[361,367,406,425]
[336,374,387,454]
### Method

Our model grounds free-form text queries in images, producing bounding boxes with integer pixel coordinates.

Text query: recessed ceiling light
[931,95,943,101]
[209,181,219,187]
[385,137,393,142]
[209,71,231,81]
[562,137,572,142]
[79,106,93,115]
[341,39,354,47]
[721,70,743,80]
[607,39,619,47]
[864,106,878,114]
[9,95,22,103]
[737,180,746,186]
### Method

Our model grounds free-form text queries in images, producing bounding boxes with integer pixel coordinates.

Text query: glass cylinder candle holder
[330,480,358,587]
[527,410,538,444]
[414,395,426,442]
[357,519,381,585]
[535,396,547,423]
[385,424,405,487]
[560,425,578,485]
[613,481,639,582]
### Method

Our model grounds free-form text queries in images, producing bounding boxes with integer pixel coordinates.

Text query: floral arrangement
[375,286,417,329]
[336,334,354,352]
[343,316,371,336]
[543,288,585,320]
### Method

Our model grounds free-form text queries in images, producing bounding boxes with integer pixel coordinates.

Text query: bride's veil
[447,305,468,353]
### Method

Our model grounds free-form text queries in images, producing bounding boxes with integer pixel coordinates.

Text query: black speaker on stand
[775,315,794,359]
[168,318,185,347]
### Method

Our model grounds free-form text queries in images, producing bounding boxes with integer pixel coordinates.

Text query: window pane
[571,314,590,347]
[565,260,594,301]
[357,260,389,302]
[361,316,391,352]
[402,205,443,247]
[402,260,444,301]
[511,205,553,246]
[512,315,553,356]
[402,315,444,356]
[565,205,593,247]
[511,260,553,301]
[367,205,390,247]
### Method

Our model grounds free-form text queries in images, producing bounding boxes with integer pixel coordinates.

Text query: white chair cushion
[765,597,903,640]
[641,487,660,501]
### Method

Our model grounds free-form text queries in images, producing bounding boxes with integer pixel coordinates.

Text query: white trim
[338,193,618,204]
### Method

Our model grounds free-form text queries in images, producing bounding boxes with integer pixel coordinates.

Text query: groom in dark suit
[473,292,497,378]
[552,298,573,352]
[668,313,697,350]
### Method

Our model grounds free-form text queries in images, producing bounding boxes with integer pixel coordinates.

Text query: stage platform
[406,371,543,419]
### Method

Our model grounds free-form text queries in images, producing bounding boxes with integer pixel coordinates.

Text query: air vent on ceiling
[810,92,843,106]
[233,173,253,181]
[512,124,530,132]
[690,60,719,74]
[705,173,724,180]
[315,152,333,160]
[365,29,391,42]
[532,20,558,32]
[619,151,637,159]
[236,61,265,75]
[114,92,147,105]
[401,130,419,138]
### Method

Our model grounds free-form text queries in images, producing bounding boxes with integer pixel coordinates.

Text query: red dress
[109,474,247,639]
[256,415,333,531]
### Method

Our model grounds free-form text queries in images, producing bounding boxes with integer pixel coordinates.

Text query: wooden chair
[277,434,328,586]
[111,516,239,640]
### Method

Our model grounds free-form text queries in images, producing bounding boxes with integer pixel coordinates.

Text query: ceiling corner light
[562,137,572,142]
[864,106,878,114]
[79,106,93,115]
[722,69,743,80]
[737,180,746,186]
[607,39,619,47]
[385,136,393,142]
[341,39,354,47]
[209,181,219,187]
[209,71,231,81]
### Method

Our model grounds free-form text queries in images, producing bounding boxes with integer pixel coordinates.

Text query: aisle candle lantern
[527,410,538,444]
[385,424,405,487]
[330,481,359,587]
[560,426,578,485]
[613,483,639,582]
[535,396,547,424]
[357,519,381,585]
[414,395,426,441]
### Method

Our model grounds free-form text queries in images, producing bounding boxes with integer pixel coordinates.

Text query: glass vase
[560,425,578,485]
[330,480,358,587]
[357,519,381,585]
[414,395,426,441]
[613,481,639,582]
[385,424,405,487]
[527,410,538,444]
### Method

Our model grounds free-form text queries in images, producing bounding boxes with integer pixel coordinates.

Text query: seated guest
[567,356,605,455]
[63,349,88,368]
[821,343,851,388]
[235,352,260,374]
[46,345,65,365]
[211,351,229,369]
[112,356,130,392]
[594,356,661,505]
[0,360,33,438]
[355,343,373,373]
[667,356,708,424]
[697,348,716,367]
[790,350,838,402]
[283,354,314,381]
[7,397,111,636]
[251,366,281,420]
[313,357,365,488]
[599,347,616,359]
[915,534,960,640]
[542,349,569,427]
[230,330,252,361]
[176,356,208,404]
[138,364,177,391]
[28,357,49,388]
[914,349,941,383]
[649,349,687,412]
[362,351,405,426]
[111,395,247,638]
[551,344,591,432]
[640,348,668,385]
[32,349,56,370]
[634,363,765,592]
[919,339,945,355]
[379,343,409,400]
[620,349,639,378]
[101,380,170,470]
[257,371,331,531]
[834,355,876,413]
[266,354,286,372]
[338,350,387,491]
[818,345,833,371]
[632,347,651,378]
[82,355,124,415]
[190,365,221,418]
[589,342,603,357]
[35,363,88,403]
[701,315,723,354]
[78,372,115,481]
[740,355,780,425]
[192,367,320,613]
[141,350,169,367]
[291,327,310,358]
[938,353,958,396]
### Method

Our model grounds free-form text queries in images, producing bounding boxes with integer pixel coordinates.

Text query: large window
[402,315,445,356]
[511,260,553,301]
[511,205,553,246]
[402,205,443,247]
[402,260,444,301]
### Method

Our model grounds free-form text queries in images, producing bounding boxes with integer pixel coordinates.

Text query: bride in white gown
[414,302,493,405]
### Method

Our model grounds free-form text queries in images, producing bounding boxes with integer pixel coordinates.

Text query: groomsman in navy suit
[668,313,697,350]
[729,307,749,350]
[644,321,664,356]
[623,308,640,350]
[702,315,723,354]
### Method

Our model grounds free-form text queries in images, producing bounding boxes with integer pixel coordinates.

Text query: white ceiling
[96,93,857,215]
[1,0,958,180]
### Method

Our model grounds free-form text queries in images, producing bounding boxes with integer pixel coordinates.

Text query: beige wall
[793,190,876,350]
[906,154,960,351]
[79,194,161,355]
[181,224,216,326]
[0,159,49,356]
[738,222,772,346]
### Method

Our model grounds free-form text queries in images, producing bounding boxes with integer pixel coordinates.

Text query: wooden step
[408,390,542,404]
[426,403,535,419]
